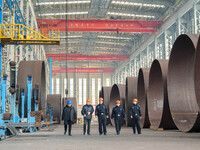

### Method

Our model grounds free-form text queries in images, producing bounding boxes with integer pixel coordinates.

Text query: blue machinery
[0,0,57,139]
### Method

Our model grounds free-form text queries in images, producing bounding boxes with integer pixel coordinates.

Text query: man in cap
[95,97,109,135]
[62,100,77,136]
[81,98,94,135]
[129,98,142,134]
[111,100,125,135]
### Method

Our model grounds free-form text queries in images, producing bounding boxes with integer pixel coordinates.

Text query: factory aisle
[1,124,200,150]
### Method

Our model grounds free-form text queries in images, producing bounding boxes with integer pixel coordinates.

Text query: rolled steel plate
[17,61,46,118]
[102,86,112,125]
[137,68,151,128]
[47,94,62,123]
[99,90,102,98]
[3,113,11,120]
[126,77,138,127]
[168,34,200,132]
[63,97,77,113]
[148,59,176,130]
[109,84,126,126]
[195,37,200,109]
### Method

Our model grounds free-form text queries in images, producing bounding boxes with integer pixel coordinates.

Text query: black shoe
[68,134,72,136]
[104,133,107,135]
[64,131,66,135]
[117,132,119,135]
[99,133,102,135]
[87,133,90,135]
[138,133,141,135]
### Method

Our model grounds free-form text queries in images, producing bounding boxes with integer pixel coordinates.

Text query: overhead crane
[0,0,60,140]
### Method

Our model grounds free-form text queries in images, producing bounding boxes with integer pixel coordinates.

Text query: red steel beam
[46,53,129,61]
[52,67,115,75]
[37,19,162,33]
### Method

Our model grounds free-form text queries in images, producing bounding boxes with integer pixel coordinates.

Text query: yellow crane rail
[0,24,60,46]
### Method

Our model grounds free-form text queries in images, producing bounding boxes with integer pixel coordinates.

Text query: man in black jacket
[95,97,109,135]
[129,98,142,134]
[62,100,77,136]
[81,98,94,135]
[111,100,125,135]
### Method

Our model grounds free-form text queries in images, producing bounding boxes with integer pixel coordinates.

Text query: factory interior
[1,0,200,150]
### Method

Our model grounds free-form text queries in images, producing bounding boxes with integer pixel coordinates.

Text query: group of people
[62,97,142,136]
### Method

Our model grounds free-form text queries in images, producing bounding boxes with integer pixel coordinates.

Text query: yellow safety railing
[0,24,60,46]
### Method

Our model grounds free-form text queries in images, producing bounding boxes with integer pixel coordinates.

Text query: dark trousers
[132,117,141,134]
[64,120,72,135]
[83,118,91,135]
[98,115,107,134]
[114,119,122,134]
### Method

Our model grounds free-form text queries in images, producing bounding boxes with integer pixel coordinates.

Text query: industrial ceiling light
[38,12,88,16]
[61,35,83,38]
[111,1,165,8]
[36,1,91,5]
[107,12,155,19]
[97,35,132,40]
[96,41,126,46]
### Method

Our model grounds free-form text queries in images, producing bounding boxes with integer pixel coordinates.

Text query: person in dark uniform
[129,98,142,134]
[62,100,77,136]
[95,97,109,135]
[81,98,94,135]
[111,100,125,135]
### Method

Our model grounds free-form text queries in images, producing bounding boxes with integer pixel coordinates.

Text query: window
[79,78,82,105]
[52,78,54,94]
[83,78,87,104]
[70,78,74,97]
[64,78,67,97]
[56,78,60,94]
[106,78,110,86]
[97,78,101,98]
[92,78,95,105]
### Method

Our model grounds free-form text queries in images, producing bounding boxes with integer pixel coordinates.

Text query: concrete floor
[1,124,200,150]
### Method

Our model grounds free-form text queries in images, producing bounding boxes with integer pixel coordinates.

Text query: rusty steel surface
[99,90,102,98]
[195,36,200,109]
[63,97,77,113]
[148,59,176,130]
[3,113,12,120]
[137,68,151,128]
[109,84,126,126]
[102,86,112,125]
[168,34,200,132]
[17,61,46,118]
[47,94,62,123]
[126,77,138,127]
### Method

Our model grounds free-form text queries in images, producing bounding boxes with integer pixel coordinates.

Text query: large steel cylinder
[168,34,200,132]
[47,94,62,123]
[126,77,138,127]
[17,61,46,118]
[137,68,151,128]
[102,86,112,125]
[99,90,102,98]
[148,59,176,130]
[109,84,126,126]
[195,36,200,109]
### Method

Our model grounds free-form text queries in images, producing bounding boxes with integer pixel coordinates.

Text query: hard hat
[67,100,72,104]
[87,98,91,102]
[99,97,103,101]
[116,100,120,104]
[133,98,138,102]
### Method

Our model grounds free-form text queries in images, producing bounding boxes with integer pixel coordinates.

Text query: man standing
[81,98,94,135]
[129,98,142,134]
[95,97,109,135]
[111,100,125,135]
[62,100,77,136]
